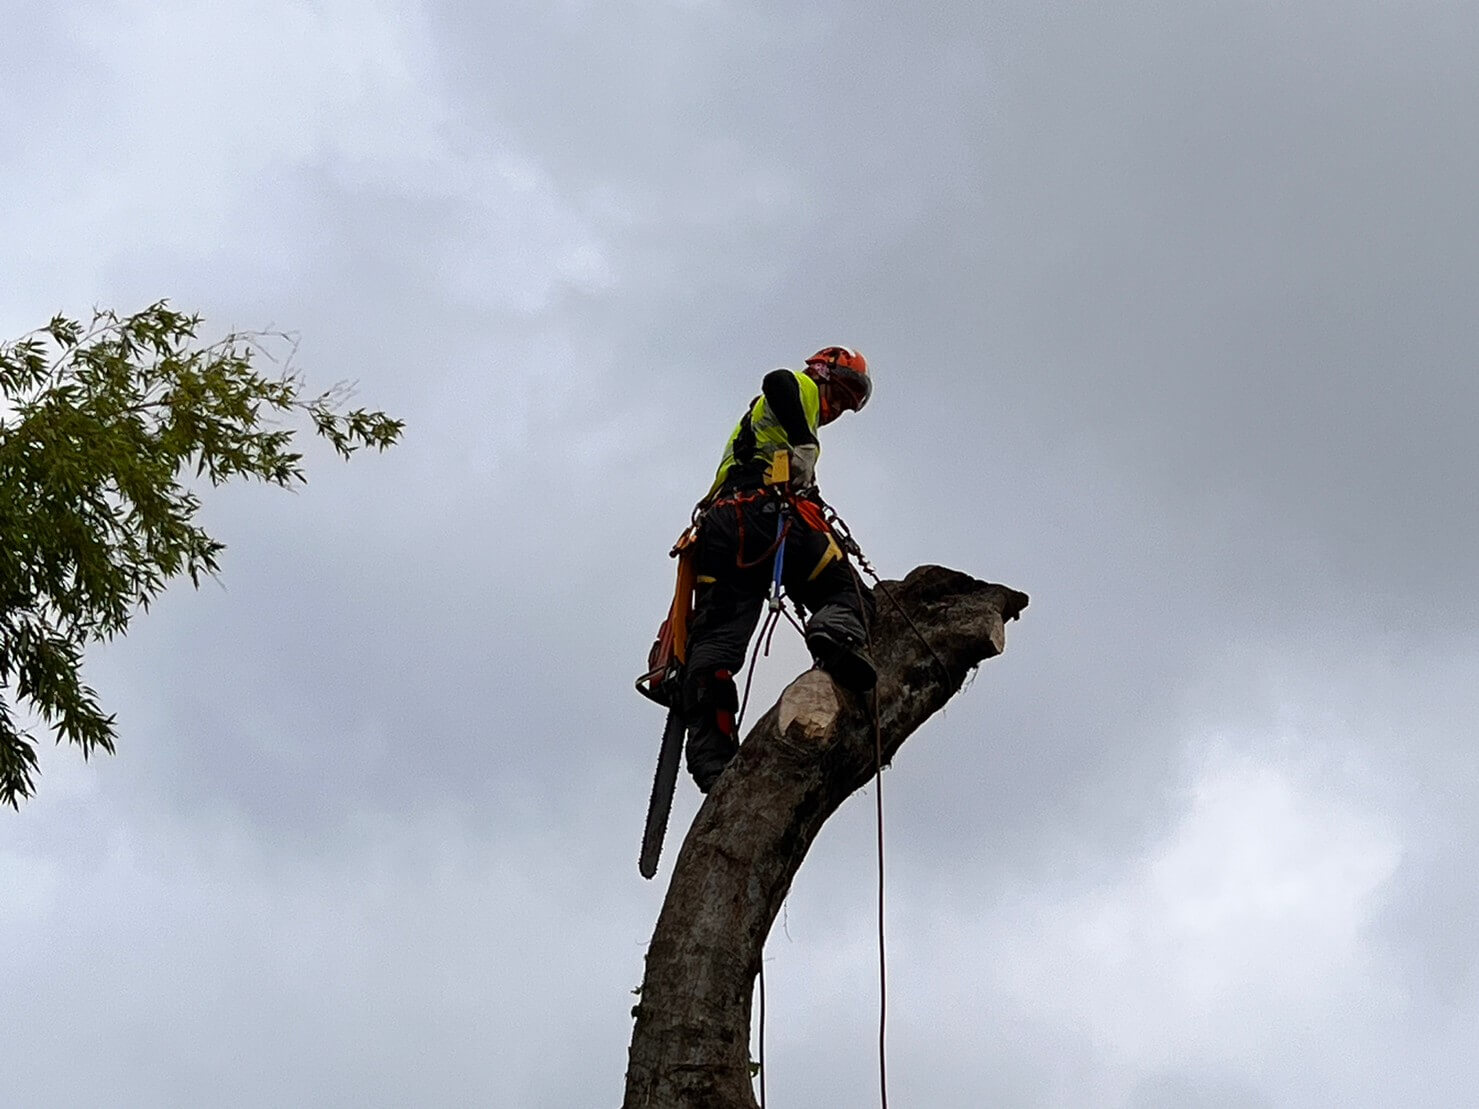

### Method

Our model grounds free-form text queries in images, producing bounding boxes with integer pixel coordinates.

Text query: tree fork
[624,565,1029,1109]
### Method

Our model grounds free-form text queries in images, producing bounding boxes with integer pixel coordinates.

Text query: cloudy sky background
[4,1,1477,1105]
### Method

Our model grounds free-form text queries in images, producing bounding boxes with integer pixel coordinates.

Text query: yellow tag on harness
[763,449,790,485]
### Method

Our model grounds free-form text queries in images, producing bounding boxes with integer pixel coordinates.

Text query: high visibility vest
[705,371,821,500]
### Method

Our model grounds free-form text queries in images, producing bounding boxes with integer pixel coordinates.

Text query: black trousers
[681,490,874,787]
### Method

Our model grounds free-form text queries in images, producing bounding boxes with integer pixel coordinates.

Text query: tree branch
[624,564,1029,1109]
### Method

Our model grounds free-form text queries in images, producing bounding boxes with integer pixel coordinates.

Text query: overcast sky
[4,1,1478,1106]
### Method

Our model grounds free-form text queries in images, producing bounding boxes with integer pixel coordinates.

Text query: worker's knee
[685,668,739,723]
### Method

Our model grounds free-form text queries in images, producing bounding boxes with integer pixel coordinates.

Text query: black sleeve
[761,369,818,447]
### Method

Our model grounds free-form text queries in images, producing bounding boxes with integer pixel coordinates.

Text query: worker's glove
[788,444,819,490]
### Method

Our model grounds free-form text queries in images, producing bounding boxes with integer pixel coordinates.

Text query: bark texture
[623,564,1029,1109]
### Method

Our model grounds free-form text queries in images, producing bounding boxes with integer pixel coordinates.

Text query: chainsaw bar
[639,705,686,879]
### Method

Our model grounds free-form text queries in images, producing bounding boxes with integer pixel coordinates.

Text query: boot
[685,722,735,794]
[807,626,877,692]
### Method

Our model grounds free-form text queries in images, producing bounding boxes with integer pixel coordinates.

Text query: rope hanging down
[732,497,943,1109]
[847,535,890,1109]
[732,595,783,1109]
[870,689,889,1109]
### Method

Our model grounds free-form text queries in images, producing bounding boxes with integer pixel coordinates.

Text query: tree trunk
[623,565,1029,1109]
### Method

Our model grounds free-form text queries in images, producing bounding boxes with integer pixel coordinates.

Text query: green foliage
[0,301,404,807]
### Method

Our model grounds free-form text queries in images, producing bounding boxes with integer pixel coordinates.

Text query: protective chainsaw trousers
[681,490,874,791]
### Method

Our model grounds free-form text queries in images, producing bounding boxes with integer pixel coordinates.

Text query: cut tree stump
[624,564,1028,1109]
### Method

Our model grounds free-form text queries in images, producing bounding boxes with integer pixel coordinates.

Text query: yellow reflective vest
[704,370,821,501]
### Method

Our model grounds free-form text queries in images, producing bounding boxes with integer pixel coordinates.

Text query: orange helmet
[804,346,871,413]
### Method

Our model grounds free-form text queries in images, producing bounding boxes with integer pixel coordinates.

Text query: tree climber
[682,346,878,793]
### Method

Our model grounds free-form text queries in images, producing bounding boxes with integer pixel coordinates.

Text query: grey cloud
[5,0,1479,1105]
